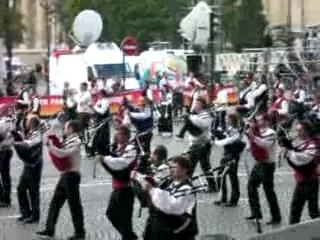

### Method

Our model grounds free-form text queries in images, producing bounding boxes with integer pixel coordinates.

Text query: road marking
[0,215,20,220]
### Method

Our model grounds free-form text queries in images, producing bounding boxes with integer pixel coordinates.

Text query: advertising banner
[0,89,161,117]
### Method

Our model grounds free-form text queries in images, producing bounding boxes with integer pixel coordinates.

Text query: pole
[122,52,126,88]
[287,0,292,46]
[209,10,216,102]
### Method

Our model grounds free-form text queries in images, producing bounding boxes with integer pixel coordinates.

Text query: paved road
[0,123,316,240]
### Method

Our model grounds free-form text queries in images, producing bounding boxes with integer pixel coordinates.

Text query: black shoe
[246,215,262,220]
[214,200,226,206]
[266,219,282,225]
[224,202,238,207]
[24,216,39,224]
[17,215,30,222]
[68,235,85,240]
[36,230,54,238]
[0,202,10,208]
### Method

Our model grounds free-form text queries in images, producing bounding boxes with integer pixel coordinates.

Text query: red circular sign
[121,37,138,56]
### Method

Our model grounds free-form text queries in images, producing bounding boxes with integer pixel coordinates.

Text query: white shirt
[287,140,317,166]
[215,126,240,147]
[294,89,307,103]
[188,110,211,145]
[274,98,289,115]
[159,78,169,90]
[93,97,110,115]
[103,144,136,171]
[149,180,195,216]
[66,97,77,109]
[77,91,92,113]
[215,88,228,111]
[31,97,40,113]
[17,91,30,106]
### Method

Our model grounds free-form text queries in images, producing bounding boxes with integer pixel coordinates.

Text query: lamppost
[40,0,59,94]
[3,0,15,83]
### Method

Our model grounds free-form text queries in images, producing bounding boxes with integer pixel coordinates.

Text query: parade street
[0,124,313,240]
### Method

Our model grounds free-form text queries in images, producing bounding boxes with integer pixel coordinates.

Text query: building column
[18,0,31,49]
[35,0,47,49]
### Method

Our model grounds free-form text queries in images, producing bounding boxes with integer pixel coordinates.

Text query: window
[94,64,133,79]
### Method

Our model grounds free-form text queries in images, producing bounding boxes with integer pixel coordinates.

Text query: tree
[222,0,267,52]
[0,0,23,81]
[61,0,188,51]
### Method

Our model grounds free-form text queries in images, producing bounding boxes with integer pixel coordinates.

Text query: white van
[49,42,139,95]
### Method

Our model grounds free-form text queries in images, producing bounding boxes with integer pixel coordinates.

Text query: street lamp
[40,0,58,95]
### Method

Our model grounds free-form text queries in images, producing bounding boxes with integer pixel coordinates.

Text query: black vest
[239,88,251,105]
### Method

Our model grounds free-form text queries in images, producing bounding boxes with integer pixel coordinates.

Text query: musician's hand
[145,181,153,191]
[130,170,138,180]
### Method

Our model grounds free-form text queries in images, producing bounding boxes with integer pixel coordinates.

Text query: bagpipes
[11,129,46,167]
[92,125,155,178]
[46,134,81,172]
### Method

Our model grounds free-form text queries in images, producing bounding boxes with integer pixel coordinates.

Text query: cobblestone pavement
[0,124,316,240]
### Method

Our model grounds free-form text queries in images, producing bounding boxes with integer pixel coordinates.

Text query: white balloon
[72,10,103,47]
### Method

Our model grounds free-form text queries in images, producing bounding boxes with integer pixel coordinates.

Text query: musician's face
[194,101,203,112]
[116,130,128,144]
[64,123,73,136]
[170,163,187,179]
[296,124,307,139]
[256,116,266,128]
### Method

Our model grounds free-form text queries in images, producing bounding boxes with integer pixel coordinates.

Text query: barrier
[249,219,320,240]
[0,89,162,117]
[201,234,235,240]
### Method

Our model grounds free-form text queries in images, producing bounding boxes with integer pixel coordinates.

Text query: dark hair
[227,113,238,127]
[118,125,131,139]
[99,89,108,97]
[153,145,168,161]
[172,156,191,172]
[257,112,270,123]
[81,82,88,89]
[29,116,41,129]
[297,120,313,137]
[67,120,81,133]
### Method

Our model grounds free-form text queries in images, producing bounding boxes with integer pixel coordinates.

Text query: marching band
[0,77,319,240]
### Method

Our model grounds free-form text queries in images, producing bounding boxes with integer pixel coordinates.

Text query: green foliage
[62,0,188,50]
[0,0,24,44]
[222,0,268,52]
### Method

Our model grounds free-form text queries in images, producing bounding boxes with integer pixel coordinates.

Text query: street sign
[121,37,138,56]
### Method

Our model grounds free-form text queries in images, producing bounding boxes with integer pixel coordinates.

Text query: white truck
[49,42,139,95]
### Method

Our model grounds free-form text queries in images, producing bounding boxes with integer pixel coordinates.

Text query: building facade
[262,0,320,30]
[17,0,63,50]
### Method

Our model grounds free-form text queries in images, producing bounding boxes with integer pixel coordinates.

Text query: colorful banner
[0,89,162,118]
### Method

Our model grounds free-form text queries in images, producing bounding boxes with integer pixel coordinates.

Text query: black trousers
[92,121,110,155]
[0,149,13,204]
[218,155,240,204]
[289,178,320,224]
[17,163,42,219]
[46,172,85,236]
[189,143,216,191]
[106,187,137,240]
[177,117,202,138]
[247,162,281,220]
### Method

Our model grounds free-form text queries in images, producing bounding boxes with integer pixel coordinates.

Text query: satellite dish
[71,10,103,48]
